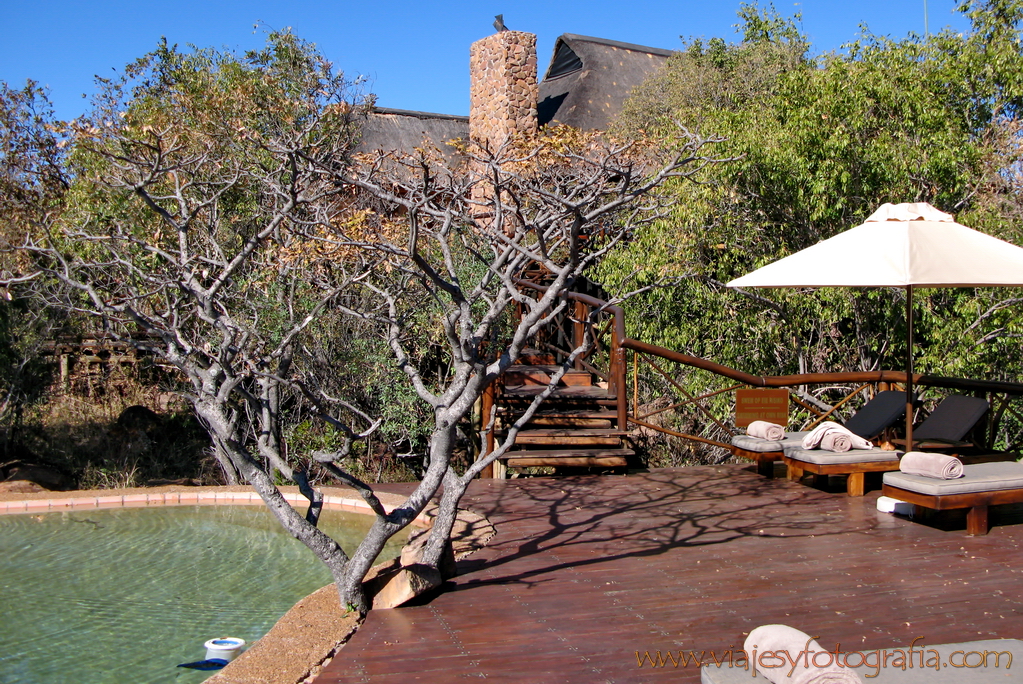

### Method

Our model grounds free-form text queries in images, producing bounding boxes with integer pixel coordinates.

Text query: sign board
[735,389,789,427]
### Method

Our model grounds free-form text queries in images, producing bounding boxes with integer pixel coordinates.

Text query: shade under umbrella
[727,202,1023,446]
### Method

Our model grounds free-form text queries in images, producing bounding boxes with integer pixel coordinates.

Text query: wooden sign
[735,389,789,427]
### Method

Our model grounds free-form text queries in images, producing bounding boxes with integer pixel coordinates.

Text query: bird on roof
[494,15,508,32]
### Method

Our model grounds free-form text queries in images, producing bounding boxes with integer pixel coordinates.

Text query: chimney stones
[469,30,538,149]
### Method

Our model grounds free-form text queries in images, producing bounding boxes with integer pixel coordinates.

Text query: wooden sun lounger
[731,391,906,478]
[731,432,807,478]
[782,448,902,496]
[781,395,991,497]
[882,461,1023,535]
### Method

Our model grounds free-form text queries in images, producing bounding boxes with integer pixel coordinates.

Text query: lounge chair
[731,390,907,478]
[882,461,1023,535]
[893,394,990,449]
[781,395,989,497]
[701,634,1023,682]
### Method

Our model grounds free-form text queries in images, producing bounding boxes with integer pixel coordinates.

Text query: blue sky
[3,1,972,122]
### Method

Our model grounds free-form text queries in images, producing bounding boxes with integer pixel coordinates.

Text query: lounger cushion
[883,461,1023,496]
[732,432,808,453]
[701,638,1023,683]
[783,446,901,465]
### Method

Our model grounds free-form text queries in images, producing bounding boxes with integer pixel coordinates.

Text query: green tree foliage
[604,1,1023,428]
[0,82,68,455]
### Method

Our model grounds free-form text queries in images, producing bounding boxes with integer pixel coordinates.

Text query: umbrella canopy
[728,202,1023,289]
[727,202,1023,446]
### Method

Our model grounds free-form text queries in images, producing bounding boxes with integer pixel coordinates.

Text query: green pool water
[0,504,406,684]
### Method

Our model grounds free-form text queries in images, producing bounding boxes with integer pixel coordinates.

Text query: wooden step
[518,349,555,365]
[504,365,593,387]
[510,428,624,447]
[497,409,616,430]
[519,416,613,428]
[502,385,614,400]
[531,409,618,419]
[502,448,633,468]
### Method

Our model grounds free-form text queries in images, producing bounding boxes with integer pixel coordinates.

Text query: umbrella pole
[905,285,914,450]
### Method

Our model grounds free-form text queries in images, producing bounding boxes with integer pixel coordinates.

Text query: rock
[363,527,457,610]
[400,528,457,580]
[362,557,402,600]
[370,564,443,610]
[2,463,70,490]
[0,480,47,494]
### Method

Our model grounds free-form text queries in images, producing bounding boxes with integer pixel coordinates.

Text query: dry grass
[14,366,219,489]
[12,364,425,489]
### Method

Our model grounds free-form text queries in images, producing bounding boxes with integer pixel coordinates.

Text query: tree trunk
[422,467,463,572]
[211,440,241,485]
[193,399,357,604]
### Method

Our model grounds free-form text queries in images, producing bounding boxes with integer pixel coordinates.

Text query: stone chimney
[469,31,538,149]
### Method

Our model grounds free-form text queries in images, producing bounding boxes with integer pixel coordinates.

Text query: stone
[400,528,457,579]
[370,563,443,610]
[3,463,69,490]
[0,480,47,494]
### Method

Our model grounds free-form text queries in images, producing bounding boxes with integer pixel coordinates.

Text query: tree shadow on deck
[442,464,883,596]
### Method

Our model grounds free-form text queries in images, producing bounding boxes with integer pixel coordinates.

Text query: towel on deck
[744,624,863,684]
[899,451,964,479]
[747,420,785,441]
[800,423,873,453]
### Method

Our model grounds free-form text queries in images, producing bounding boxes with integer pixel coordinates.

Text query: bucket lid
[204,637,245,649]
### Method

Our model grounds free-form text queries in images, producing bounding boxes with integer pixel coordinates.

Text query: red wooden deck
[317,464,1023,683]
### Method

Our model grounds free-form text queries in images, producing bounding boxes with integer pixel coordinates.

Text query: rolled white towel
[744,624,862,684]
[899,451,964,479]
[748,421,785,441]
[801,423,872,451]
[819,431,851,453]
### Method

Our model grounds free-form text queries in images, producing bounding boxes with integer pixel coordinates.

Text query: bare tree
[5,31,722,613]
[2,35,408,611]
[323,126,723,578]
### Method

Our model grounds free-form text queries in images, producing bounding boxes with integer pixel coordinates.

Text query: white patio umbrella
[727,202,1023,447]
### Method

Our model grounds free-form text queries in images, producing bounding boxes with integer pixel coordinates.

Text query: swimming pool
[0,504,406,684]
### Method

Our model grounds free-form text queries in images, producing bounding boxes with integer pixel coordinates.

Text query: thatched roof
[356,34,672,158]
[538,34,673,130]
[357,108,469,162]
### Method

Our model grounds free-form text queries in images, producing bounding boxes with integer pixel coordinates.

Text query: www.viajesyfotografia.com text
[636,637,1012,678]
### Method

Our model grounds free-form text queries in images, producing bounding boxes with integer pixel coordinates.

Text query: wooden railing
[512,280,628,431]
[500,283,1023,457]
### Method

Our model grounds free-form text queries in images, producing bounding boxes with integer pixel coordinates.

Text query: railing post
[633,350,639,418]
[612,311,628,433]
[479,381,496,478]
[573,300,587,370]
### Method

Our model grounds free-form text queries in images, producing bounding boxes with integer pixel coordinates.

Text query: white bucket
[876,496,914,516]
[204,637,246,662]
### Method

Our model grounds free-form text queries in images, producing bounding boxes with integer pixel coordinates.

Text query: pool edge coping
[0,486,433,526]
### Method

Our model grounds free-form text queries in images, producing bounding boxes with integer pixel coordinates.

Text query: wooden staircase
[487,353,635,474]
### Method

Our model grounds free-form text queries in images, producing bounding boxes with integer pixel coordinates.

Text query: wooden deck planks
[318,465,1023,683]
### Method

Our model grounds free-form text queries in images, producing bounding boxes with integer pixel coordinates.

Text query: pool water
[0,504,406,684]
